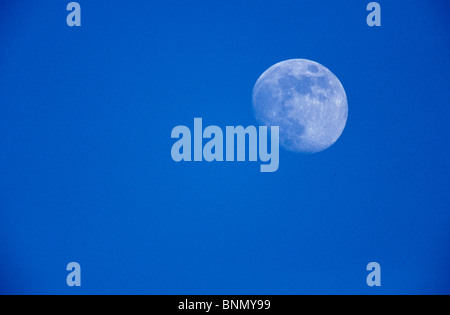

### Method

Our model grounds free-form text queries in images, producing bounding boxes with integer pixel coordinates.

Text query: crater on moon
[252,59,348,153]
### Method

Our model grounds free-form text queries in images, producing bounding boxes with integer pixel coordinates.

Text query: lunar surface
[252,59,348,153]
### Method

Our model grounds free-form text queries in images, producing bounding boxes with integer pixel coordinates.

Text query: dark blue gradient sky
[0,1,449,294]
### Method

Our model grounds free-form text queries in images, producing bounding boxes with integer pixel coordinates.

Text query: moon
[252,59,348,153]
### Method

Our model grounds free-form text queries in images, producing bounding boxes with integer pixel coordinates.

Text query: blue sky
[0,1,449,294]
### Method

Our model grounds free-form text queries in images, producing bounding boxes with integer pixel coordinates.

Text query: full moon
[252,59,348,153]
